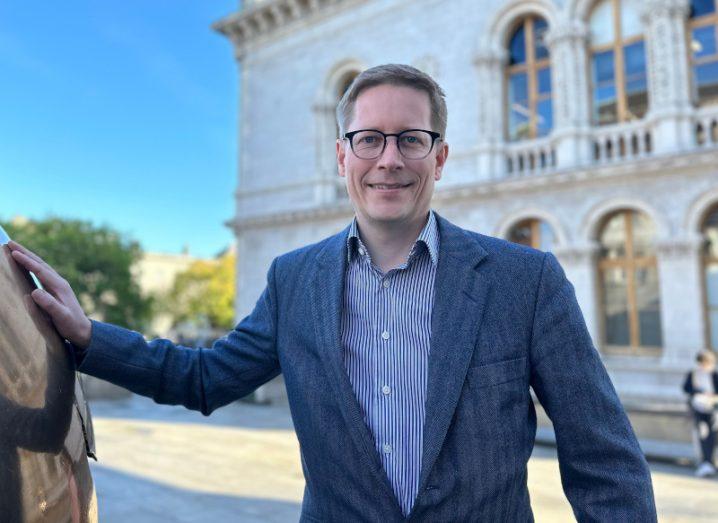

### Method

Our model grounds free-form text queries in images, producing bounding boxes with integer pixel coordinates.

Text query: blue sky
[0,1,240,258]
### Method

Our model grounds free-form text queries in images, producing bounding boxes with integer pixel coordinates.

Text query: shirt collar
[346,210,439,266]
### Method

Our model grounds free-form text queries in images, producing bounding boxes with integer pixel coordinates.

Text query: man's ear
[336,139,346,178]
[434,141,449,181]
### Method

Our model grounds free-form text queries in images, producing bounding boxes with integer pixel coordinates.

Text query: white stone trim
[580,197,670,242]
[493,208,569,246]
[686,187,718,233]
[480,0,560,52]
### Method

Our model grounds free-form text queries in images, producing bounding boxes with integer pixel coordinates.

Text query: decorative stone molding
[656,236,703,260]
[553,243,600,265]
[493,208,569,246]
[686,188,718,233]
[639,0,690,20]
[213,0,351,53]
[580,197,670,243]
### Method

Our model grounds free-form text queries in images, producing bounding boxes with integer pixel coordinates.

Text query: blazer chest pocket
[468,356,527,389]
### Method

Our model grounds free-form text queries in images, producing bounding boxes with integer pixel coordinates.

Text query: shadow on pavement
[91,462,301,523]
[89,394,296,431]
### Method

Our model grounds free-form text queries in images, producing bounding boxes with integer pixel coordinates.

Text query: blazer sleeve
[528,252,657,522]
[76,258,281,415]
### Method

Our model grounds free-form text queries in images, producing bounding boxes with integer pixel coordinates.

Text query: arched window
[507,218,555,251]
[506,16,553,141]
[689,0,718,105]
[334,71,359,137]
[598,210,662,352]
[589,0,648,125]
[702,205,718,349]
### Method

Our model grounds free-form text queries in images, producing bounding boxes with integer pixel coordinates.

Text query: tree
[1,216,152,331]
[164,250,235,331]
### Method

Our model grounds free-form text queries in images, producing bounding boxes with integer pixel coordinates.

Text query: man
[9,64,656,521]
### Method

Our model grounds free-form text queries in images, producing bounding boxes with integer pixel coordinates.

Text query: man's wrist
[71,318,92,350]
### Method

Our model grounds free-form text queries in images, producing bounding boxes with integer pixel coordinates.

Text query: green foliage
[1,216,152,331]
[164,251,235,330]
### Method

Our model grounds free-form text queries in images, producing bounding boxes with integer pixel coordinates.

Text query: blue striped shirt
[341,211,439,516]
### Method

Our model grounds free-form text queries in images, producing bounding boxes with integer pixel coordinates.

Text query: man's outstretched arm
[8,240,281,415]
[529,252,657,522]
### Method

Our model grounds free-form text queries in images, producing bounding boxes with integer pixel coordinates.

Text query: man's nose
[377,137,404,169]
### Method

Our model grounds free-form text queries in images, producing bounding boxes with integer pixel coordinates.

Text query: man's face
[336,84,448,230]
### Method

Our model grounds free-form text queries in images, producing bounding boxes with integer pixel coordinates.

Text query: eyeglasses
[343,129,441,160]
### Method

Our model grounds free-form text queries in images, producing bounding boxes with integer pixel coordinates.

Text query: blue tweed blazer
[77,215,656,522]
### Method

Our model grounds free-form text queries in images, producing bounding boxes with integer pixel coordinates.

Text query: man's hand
[7,240,92,349]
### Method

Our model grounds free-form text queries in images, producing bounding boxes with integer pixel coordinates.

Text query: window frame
[688,1,718,106]
[701,204,718,350]
[597,210,663,355]
[505,16,552,141]
[588,0,647,125]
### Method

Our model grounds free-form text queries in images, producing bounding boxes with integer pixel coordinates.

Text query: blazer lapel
[418,216,491,493]
[310,228,400,505]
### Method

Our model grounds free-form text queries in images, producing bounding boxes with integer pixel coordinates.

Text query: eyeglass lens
[351,130,434,160]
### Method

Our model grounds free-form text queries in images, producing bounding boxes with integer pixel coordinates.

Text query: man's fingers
[10,250,65,294]
[7,240,45,264]
[30,288,68,321]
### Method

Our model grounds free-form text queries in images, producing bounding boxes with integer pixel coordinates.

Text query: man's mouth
[367,183,412,190]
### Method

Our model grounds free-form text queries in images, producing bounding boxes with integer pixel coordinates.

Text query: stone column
[554,242,602,346]
[474,47,507,180]
[642,0,694,153]
[656,236,706,365]
[545,20,594,170]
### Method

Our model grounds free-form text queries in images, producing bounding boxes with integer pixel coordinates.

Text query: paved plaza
[88,395,718,522]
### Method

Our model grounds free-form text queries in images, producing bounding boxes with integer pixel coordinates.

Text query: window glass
[509,24,526,65]
[703,208,718,257]
[695,61,718,103]
[624,41,648,118]
[691,0,716,18]
[603,268,631,346]
[600,212,626,259]
[692,26,717,59]
[537,99,553,137]
[631,210,656,257]
[509,73,530,140]
[590,0,615,47]
[593,51,618,124]
[636,266,663,347]
[620,0,643,39]
[707,264,718,306]
[539,221,555,251]
[508,221,533,247]
[534,18,549,60]
[711,309,718,349]
[538,67,552,95]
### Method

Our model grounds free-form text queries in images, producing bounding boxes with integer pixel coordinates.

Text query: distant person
[683,349,718,477]
[8,64,657,521]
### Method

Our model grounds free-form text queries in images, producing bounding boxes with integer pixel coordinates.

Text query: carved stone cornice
[213,0,350,52]
[553,243,600,265]
[656,236,703,260]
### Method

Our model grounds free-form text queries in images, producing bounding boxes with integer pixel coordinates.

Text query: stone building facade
[214,0,718,411]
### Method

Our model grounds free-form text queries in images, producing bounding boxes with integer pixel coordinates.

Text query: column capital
[640,0,690,20]
[545,20,589,47]
[656,235,704,260]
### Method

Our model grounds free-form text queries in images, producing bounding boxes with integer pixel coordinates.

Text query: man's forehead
[351,84,431,128]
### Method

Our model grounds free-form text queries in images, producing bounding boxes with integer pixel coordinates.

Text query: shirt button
[383,443,392,454]
[381,331,390,340]
[382,280,390,288]
[382,385,391,395]
[358,247,365,256]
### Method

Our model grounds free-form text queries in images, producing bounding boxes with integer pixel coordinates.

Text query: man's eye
[360,136,376,144]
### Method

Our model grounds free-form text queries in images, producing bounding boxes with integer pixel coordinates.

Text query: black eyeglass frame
[343,128,442,160]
